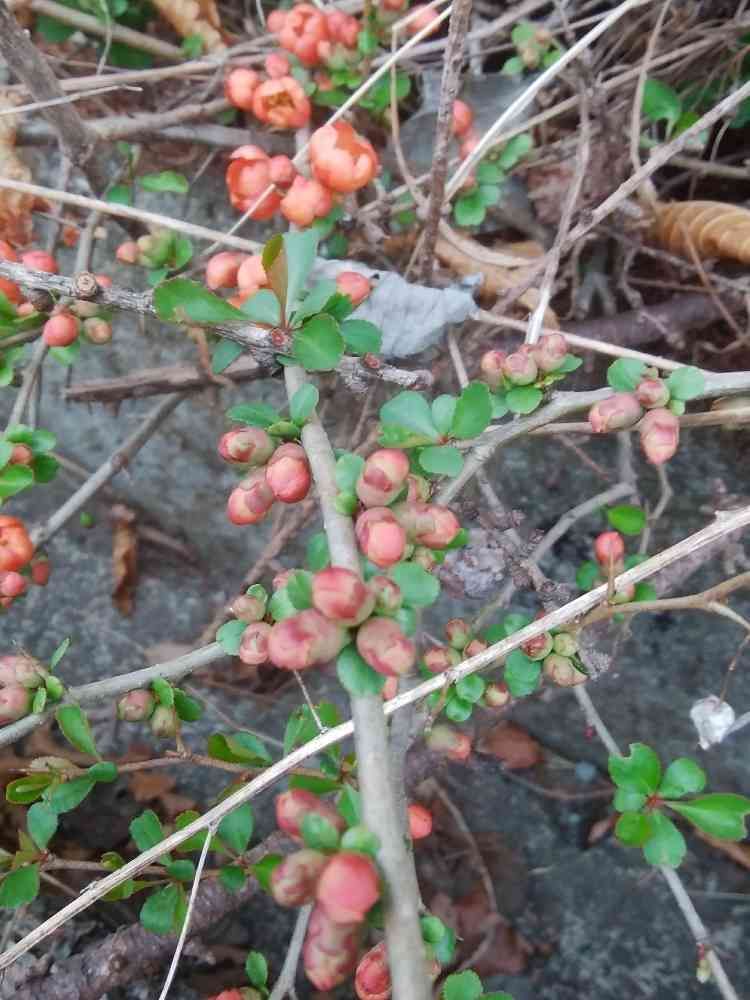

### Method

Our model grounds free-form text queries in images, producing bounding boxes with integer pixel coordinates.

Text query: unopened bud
[29,555,50,587]
[503,350,538,385]
[116,240,140,265]
[543,654,586,687]
[405,473,430,503]
[268,609,346,670]
[412,546,437,571]
[423,646,460,674]
[266,443,311,503]
[464,638,488,657]
[445,619,470,650]
[0,654,44,688]
[271,848,328,907]
[232,594,266,623]
[479,349,507,390]
[636,378,670,409]
[316,851,380,924]
[381,676,398,700]
[303,904,362,991]
[355,508,406,568]
[238,622,272,665]
[9,444,33,466]
[227,470,275,525]
[589,393,643,433]
[224,67,260,110]
[150,705,179,738]
[0,685,32,724]
[370,575,402,615]
[484,681,511,707]
[312,567,374,626]
[117,689,156,722]
[0,571,26,599]
[413,504,461,549]
[521,631,553,661]
[219,427,275,467]
[336,271,371,307]
[639,407,680,465]
[356,617,416,676]
[206,251,247,290]
[356,449,410,508]
[425,724,472,762]
[355,940,390,1000]
[552,632,577,657]
[276,788,346,841]
[83,317,112,344]
[43,312,79,348]
[407,803,433,840]
[21,250,58,273]
[530,332,568,373]
[594,530,624,568]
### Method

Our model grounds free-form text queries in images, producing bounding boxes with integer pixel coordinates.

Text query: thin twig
[268,904,312,1000]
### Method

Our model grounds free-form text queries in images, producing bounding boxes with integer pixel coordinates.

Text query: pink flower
[280,176,333,227]
[252,76,311,130]
[639,407,680,464]
[278,3,329,67]
[224,68,259,111]
[452,99,474,137]
[310,121,379,194]
[226,145,281,219]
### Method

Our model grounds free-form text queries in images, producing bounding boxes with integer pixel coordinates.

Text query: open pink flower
[310,121,379,194]
[278,3,329,67]
[281,176,333,227]
[226,145,281,219]
[252,76,311,129]
[224,68,260,111]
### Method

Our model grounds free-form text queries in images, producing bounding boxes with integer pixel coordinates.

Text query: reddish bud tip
[407,4,440,35]
[117,689,156,722]
[355,941,390,1000]
[312,566,374,626]
[369,575,402,616]
[9,444,33,467]
[0,685,32,724]
[0,515,34,572]
[594,531,624,568]
[425,724,472,762]
[115,241,140,265]
[336,271,371,307]
[413,504,461,549]
[636,378,670,409]
[236,253,268,291]
[445,618,470,650]
[356,617,416,677]
[280,176,332,227]
[407,803,433,840]
[276,788,346,841]
[464,638,488,657]
[83,318,112,344]
[266,443,311,503]
[29,555,50,587]
[266,51,291,78]
[206,251,246,290]
[271,848,328,907]
[231,594,266,624]
[219,427,275,467]
[521,631,554,661]
[543,653,586,687]
[530,332,568,373]
[21,250,58,274]
[0,571,26,598]
[552,632,577,657]
[0,654,43,688]
[268,609,346,670]
[451,99,474,137]
[405,473,430,503]
[303,904,362,991]
[227,470,275,525]
[224,67,260,110]
[479,349,507,390]
[484,681,511,707]
[588,393,643,433]
[639,407,680,465]
[381,675,398,700]
[503,350,538,386]
[355,508,406,568]
[43,312,79,348]
[356,449,410,508]
[150,705,179,738]
[423,646,460,675]
[316,851,380,924]
[310,121,379,194]
[238,622,272,665]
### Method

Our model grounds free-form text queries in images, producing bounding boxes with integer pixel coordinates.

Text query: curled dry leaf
[0,89,34,245]
[151,0,226,51]
[652,200,750,265]
[477,721,544,769]
[111,504,138,616]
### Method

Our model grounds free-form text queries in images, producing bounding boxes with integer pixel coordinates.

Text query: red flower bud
[117,689,156,721]
[276,788,346,841]
[0,685,32,724]
[407,803,433,840]
[451,99,474,137]
[356,449,410,508]
[0,571,26,598]
[407,4,440,35]
[29,555,50,587]
[521,631,553,661]
[594,531,624,568]
[267,8,287,31]
[266,443,311,503]
[356,617,416,677]
[316,851,380,924]
[116,241,140,264]
[43,312,79,347]
[0,277,22,304]
[445,618,470,650]
[479,349,507,390]
[502,350,538,386]
[150,705,179,738]
[423,646,460,674]
[206,251,247,290]
[369,575,402,615]
[237,254,269,291]
[278,3,329,67]
[543,653,586,687]
[312,566,374,626]
[83,318,112,344]
[413,504,461,549]
[224,68,260,110]
[310,121,379,194]
[266,51,291,78]
[530,332,568,373]
[271,848,328,906]
[21,250,58,273]
[425,724,472,762]
[252,76,311,130]
[355,508,406,568]
[635,378,670,409]
[552,632,577,657]
[0,654,43,688]
[227,470,275,525]
[231,595,266,624]
[268,609,346,670]
[226,145,282,219]
[303,904,362,991]
[381,676,398,700]
[484,681,511,707]
[412,546,437,572]
[280,176,333,228]
[219,427,275,467]
[0,240,18,262]
[336,271,371,306]
[355,941,390,1000]
[9,444,33,466]
[238,622,272,665]
[272,568,298,591]
[0,515,34,572]
[639,407,679,465]
[588,393,643,433]
[465,638,488,657]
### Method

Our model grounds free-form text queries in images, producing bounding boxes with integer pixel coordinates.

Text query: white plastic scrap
[690,695,736,749]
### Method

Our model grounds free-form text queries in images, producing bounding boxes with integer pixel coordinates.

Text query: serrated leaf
[607,504,646,535]
[658,759,706,799]
[217,803,254,855]
[217,620,247,655]
[139,170,189,194]
[293,314,345,371]
[607,358,646,392]
[226,402,280,427]
[212,340,243,374]
[642,811,686,867]
[390,563,440,607]
[27,802,58,850]
[130,810,165,852]
[340,319,382,356]
[290,384,319,426]
[337,646,385,696]
[154,279,245,326]
[380,391,439,441]
[666,365,705,401]
[504,649,540,697]
[55,705,98,757]
[88,761,118,783]
[240,289,281,326]
[165,859,196,882]
[608,743,661,795]
[450,382,492,439]
[0,865,39,908]
[667,794,750,841]
[418,445,463,477]
[506,385,543,414]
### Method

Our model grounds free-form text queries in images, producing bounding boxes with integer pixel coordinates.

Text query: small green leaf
[301,812,341,851]
[32,688,47,715]
[207,731,272,766]
[614,788,647,813]
[444,693,474,723]
[49,638,70,671]
[181,33,204,57]
[288,774,341,795]
[455,675,485,703]
[667,794,750,841]
[240,289,282,326]
[506,386,543,414]
[287,570,313,610]
[390,563,440,608]
[340,319,382,356]
[615,811,651,847]
[219,864,246,892]
[30,453,59,484]
[642,811,686,868]
[217,620,247,655]
[140,883,184,935]
[478,184,501,207]
[379,391,440,443]
[608,743,661,795]
[450,382,492,439]
[88,761,118,783]
[556,353,583,373]
[283,229,319,312]
[245,951,269,988]
[607,504,646,535]
[290,384,319,426]
[268,587,297,622]
[175,811,209,853]
[27,802,58,850]
[154,279,245,326]
[56,705,98,757]
[666,365,705,401]
[226,402,280,427]
[607,358,646,392]
[496,132,533,169]
[491,393,509,419]
[251,854,282,892]
[173,689,203,722]
[634,582,658,602]
[48,776,95,814]
[337,786,361,826]
[218,803,254,855]
[476,161,503,183]
[442,969,483,1000]
[335,452,365,493]
[306,532,330,571]
[420,914,447,943]
[152,677,174,708]
[341,825,380,856]
[418,445,463,477]
[212,340,243,374]
[642,78,682,131]
[337,646,385,696]
[293,280,338,324]
[139,171,189,194]
[658,758,706,799]
[576,560,600,590]
[165,860,196,882]
[105,184,132,205]
[0,464,33,499]
[6,773,53,805]
[293,314,345,371]
[431,395,457,435]
[453,189,486,228]
[130,810,165,852]
[501,54,525,76]
[504,649,541,697]
[0,865,39,908]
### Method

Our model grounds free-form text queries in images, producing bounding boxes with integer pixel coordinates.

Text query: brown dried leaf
[151,0,226,51]
[653,200,750,265]
[0,90,34,245]
[477,721,543,769]
[111,504,138,616]
[128,770,195,817]
[587,813,616,845]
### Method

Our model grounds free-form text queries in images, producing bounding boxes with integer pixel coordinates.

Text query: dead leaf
[587,813,616,845]
[151,0,226,51]
[653,200,750,265]
[111,504,138,616]
[477,721,543,769]
[0,89,34,245]
[693,827,750,870]
[128,769,196,817]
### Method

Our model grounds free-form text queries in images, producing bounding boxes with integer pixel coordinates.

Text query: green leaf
[453,189,486,228]
[476,161,503,184]
[607,358,646,392]
[219,864,246,892]
[442,969,483,1000]
[139,171,189,194]
[501,54,525,76]
[643,811,686,868]
[634,582,658,602]
[268,587,297,622]
[226,402,280,427]
[31,453,59,485]
[613,788,647,813]
[240,289,282,326]
[181,33,204,57]
[607,504,646,535]
[455,675,485,703]
[666,365,705,401]
[341,825,380,856]
[130,810,165,852]
[491,393,509,419]
[287,570,313,610]
[154,279,245,326]
[217,620,247,655]
[152,677,174,708]
[431,394,457,435]
[175,811,209,853]
[212,340,243,374]
[293,314,345,371]
[245,951,269,989]
[32,688,47,715]
[165,860,196,882]
[290,384,319,426]
[418,445,463,477]
[420,914,448,943]
[140,883,184,935]
[433,922,457,964]
[0,464,33,499]
[340,319,382,356]
[207,731,272,766]
[444,693,474,723]
[173,689,203,722]
[450,382,492,439]
[288,773,341,795]
[306,532,330,571]
[576,560,600,590]
[293,280,337,324]
[48,777,95,814]
[27,802,58,850]
[50,339,81,366]
[667,794,750,841]
[642,78,682,131]
[56,705,98,757]
[497,132,533,170]
[49,637,70,671]
[283,229,319,313]
[0,441,12,471]
[390,563,440,608]
[88,761,118,783]
[557,353,583,374]
[0,864,39,908]
[6,773,54,805]
[36,14,76,42]
[608,743,661,795]
[301,812,341,851]
[337,786,361,826]
[506,386,543,414]
[478,184,501,208]
[335,453,365,494]
[380,391,440,442]
[504,649,541,697]
[20,425,55,451]
[337,645,385,696]
[218,803,254,855]
[615,811,651,847]
[251,854,282,892]
[658,758,706,799]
